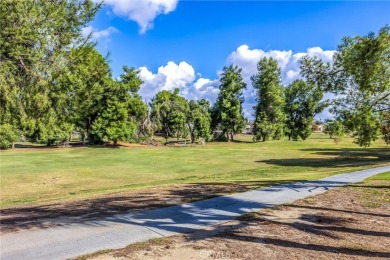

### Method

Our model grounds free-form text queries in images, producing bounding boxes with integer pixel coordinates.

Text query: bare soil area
[82,180,390,260]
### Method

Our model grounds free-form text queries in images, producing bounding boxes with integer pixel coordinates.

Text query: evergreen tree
[150,89,189,142]
[91,67,146,145]
[0,0,100,146]
[65,46,112,144]
[120,66,149,142]
[213,65,246,141]
[187,99,211,143]
[252,57,285,142]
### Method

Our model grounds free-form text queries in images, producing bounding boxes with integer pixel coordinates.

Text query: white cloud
[81,25,118,41]
[101,0,178,34]
[227,45,336,119]
[137,45,336,119]
[227,45,335,85]
[138,61,219,103]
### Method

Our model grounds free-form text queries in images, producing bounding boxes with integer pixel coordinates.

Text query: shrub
[0,124,18,149]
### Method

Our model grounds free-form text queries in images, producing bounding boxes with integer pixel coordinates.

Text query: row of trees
[1,1,389,149]
[0,1,148,148]
[148,63,321,144]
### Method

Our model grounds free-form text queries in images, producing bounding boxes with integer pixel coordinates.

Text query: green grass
[1,133,389,208]
[365,171,390,181]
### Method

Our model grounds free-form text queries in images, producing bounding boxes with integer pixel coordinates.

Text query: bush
[0,124,18,149]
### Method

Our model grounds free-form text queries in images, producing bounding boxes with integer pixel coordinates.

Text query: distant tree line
[1,1,389,149]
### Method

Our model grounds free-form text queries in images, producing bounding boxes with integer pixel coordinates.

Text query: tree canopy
[0,3,388,149]
[150,89,190,141]
[213,65,246,141]
[301,26,390,147]
[252,57,285,142]
[284,80,325,141]
[0,0,100,145]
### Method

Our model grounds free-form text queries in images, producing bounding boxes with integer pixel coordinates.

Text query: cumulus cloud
[227,44,335,85]
[81,25,118,41]
[227,45,336,118]
[137,45,336,119]
[138,61,219,102]
[101,0,178,34]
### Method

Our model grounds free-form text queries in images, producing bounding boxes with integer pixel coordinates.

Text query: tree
[120,66,149,142]
[323,120,345,143]
[284,79,325,141]
[381,112,390,145]
[213,65,246,141]
[0,0,100,146]
[301,26,390,147]
[252,57,285,142]
[150,89,189,142]
[65,46,112,144]
[187,99,211,143]
[91,67,146,145]
[91,89,136,145]
[0,124,18,149]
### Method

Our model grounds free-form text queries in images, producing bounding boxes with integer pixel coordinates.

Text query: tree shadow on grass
[13,143,45,148]
[4,178,388,234]
[0,180,297,234]
[257,147,390,168]
[230,139,255,144]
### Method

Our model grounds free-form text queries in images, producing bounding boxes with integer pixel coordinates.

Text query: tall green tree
[150,89,189,142]
[213,65,246,141]
[91,67,146,145]
[301,26,390,147]
[64,46,112,144]
[284,79,325,141]
[120,66,149,141]
[91,86,136,146]
[0,0,100,146]
[187,99,211,143]
[252,57,286,142]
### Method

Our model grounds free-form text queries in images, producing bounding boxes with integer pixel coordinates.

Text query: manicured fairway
[1,134,389,208]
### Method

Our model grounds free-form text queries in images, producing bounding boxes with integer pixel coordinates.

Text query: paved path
[1,165,390,260]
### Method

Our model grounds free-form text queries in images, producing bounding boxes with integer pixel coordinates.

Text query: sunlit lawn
[1,133,389,208]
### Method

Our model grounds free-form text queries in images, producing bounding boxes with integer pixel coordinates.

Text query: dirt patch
[1,182,264,235]
[82,180,390,260]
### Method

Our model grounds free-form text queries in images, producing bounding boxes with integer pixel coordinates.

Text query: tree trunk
[113,140,118,146]
[191,133,195,143]
[82,133,86,145]
[230,132,234,141]
[12,142,15,149]
[85,118,90,144]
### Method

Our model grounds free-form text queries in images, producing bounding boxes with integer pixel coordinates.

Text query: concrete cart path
[2,165,390,260]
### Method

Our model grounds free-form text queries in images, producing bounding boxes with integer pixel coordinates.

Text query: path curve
[1,165,389,260]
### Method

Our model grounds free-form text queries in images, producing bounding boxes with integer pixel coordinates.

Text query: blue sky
[86,0,390,118]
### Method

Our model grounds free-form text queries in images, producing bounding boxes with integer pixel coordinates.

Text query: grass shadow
[257,147,390,168]
[0,180,295,234]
